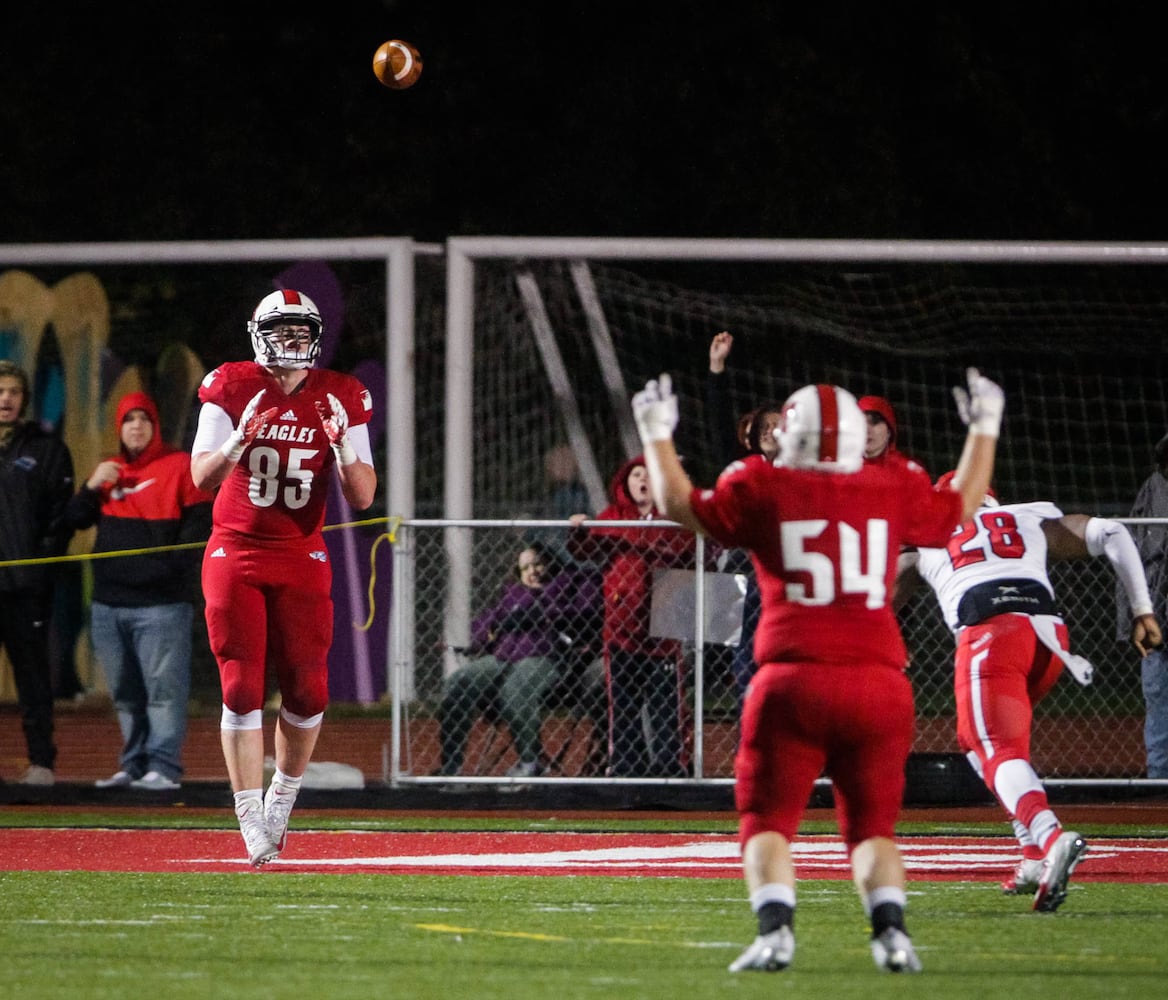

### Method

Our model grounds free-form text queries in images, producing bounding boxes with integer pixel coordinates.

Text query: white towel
[1031,614,1094,687]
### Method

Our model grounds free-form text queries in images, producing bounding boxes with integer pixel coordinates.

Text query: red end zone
[0,829,1163,880]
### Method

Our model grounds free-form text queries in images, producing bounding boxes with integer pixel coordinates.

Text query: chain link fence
[388,520,1149,786]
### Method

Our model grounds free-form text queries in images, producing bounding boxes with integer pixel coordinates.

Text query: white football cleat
[1001,857,1044,895]
[728,927,795,972]
[870,927,922,973]
[1033,831,1088,913]
[263,780,300,855]
[236,796,279,868]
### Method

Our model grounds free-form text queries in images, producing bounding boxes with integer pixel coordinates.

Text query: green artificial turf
[1,871,1165,999]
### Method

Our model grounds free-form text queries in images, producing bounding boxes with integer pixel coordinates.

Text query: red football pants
[954,614,1067,794]
[735,661,914,850]
[202,531,333,718]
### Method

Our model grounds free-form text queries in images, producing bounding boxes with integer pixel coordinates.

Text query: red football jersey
[198,362,372,543]
[690,458,960,670]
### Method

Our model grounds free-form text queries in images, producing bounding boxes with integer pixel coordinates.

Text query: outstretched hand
[221,389,279,462]
[632,373,679,444]
[709,331,733,373]
[952,367,1005,438]
[316,392,357,465]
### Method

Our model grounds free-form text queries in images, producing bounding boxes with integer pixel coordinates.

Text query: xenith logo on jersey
[257,423,318,443]
[309,551,327,563]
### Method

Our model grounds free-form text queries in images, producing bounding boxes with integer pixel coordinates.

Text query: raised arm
[1046,513,1162,656]
[944,368,1004,520]
[631,374,706,535]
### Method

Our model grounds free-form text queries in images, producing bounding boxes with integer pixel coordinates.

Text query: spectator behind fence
[705,329,784,713]
[64,390,214,791]
[437,543,601,779]
[857,394,928,473]
[190,289,377,867]
[1117,430,1168,778]
[569,454,707,778]
[0,359,75,786]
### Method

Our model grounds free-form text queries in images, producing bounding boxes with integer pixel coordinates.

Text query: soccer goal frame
[438,236,1168,789]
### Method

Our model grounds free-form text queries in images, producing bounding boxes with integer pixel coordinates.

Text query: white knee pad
[992,757,1043,815]
[280,706,324,729]
[220,706,263,731]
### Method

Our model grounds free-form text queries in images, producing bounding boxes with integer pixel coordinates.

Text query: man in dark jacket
[65,390,213,790]
[0,359,75,785]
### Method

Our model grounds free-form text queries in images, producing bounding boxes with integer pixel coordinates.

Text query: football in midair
[373,39,423,90]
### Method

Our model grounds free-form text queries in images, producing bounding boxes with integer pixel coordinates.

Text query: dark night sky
[3,2,1168,245]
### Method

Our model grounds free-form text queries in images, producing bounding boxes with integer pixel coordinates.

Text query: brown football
[373,39,423,90]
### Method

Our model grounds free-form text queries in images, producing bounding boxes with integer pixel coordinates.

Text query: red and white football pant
[955,613,1067,852]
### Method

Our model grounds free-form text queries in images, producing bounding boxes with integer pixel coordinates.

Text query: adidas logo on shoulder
[279,409,297,421]
[210,547,227,558]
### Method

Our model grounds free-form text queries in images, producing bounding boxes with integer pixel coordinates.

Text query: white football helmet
[775,383,865,473]
[247,289,323,369]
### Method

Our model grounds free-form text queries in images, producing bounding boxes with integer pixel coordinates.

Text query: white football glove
[952,367,1004,438]
[219,389,278,462]
[315,392,357,465]
[632,374,679,443]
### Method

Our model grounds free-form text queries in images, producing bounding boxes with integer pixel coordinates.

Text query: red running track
[1,829,1164,879]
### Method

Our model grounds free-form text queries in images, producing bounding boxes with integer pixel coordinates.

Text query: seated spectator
[437,543,600,778]
[64,390,213,791]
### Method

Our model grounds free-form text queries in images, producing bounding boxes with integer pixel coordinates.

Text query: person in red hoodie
[570,455,705,776]
[65,391,214,791]
[857,395,932,479]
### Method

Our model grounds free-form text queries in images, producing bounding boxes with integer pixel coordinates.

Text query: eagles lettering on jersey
[255,423,320,444]
[198,362,372,544]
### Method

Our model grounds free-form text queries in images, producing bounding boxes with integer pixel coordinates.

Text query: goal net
[445,241,1168,781]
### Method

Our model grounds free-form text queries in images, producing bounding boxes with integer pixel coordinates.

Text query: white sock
[234,789,263,814]
[272,769,303,793]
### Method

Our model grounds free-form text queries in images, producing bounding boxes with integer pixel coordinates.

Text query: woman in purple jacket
[437,543,600,778]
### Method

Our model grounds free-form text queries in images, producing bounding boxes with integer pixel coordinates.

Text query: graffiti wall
[0,263,390,706]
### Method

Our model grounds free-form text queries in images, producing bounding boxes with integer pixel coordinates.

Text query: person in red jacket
[65,390,214,791]
[857,395,932,479]
[570,455,704,777]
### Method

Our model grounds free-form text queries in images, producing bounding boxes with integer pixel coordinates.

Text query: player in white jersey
[899,477,1161,911]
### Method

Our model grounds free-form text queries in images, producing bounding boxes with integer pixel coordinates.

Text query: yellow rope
[355,515,402,632]
[0,515,398,569]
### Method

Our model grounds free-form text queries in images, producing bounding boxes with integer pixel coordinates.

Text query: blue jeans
[90,602,192,781]
[1143,647,1168,778]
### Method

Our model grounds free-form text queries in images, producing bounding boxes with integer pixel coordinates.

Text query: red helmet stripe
[816,384,838,463]
[281,289,302,305]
